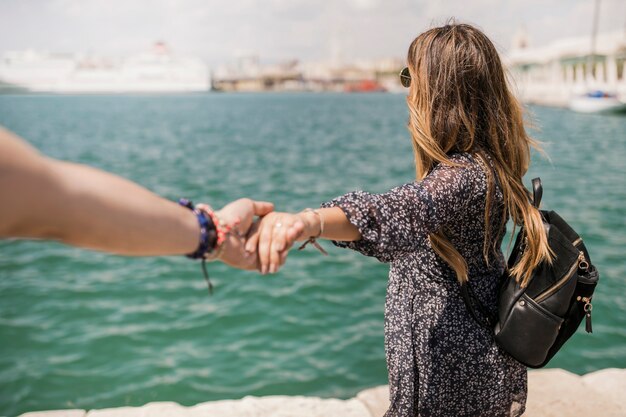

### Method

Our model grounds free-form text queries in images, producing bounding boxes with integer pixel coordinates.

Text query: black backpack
[461,178,599,368]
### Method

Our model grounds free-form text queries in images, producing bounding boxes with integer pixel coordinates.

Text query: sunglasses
[399,67,411,88]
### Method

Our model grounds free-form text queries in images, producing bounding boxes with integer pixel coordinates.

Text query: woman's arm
[0,126,272,264]
[249,154,477,274]
[244,207,361,274]
[300,207,361,242]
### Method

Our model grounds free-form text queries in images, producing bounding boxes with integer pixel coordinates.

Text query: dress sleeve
[320,157,476,262]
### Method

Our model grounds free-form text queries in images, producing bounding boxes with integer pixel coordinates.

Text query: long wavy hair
[406,22,553,287]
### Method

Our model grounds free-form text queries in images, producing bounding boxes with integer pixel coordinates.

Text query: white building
[505,30,626,106]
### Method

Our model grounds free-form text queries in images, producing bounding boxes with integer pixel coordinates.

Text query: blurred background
[0,0,625,102]
[0,1,625,416]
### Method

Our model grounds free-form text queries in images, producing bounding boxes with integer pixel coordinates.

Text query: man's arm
[0,126,272,262]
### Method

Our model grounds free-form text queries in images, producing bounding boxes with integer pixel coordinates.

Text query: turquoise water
[0,93,624,416]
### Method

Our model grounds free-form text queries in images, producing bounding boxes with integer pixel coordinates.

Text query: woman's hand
[245,211,319,274]
[212,198,274,270]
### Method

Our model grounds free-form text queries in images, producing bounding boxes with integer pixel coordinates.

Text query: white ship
[0,42,210,93]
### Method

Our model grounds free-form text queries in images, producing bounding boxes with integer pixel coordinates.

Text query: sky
[0,0,624,65]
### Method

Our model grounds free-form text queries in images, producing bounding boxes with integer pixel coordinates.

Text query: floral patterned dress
[321,152,527,417]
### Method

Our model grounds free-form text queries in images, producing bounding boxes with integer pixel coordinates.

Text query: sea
[0,93,624,416]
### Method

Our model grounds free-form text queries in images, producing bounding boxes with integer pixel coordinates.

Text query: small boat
[344,80,387,93]
[568,91,626,114]
[567,1,626,115]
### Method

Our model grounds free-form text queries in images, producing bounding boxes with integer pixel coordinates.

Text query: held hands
[210,200,322,274]
[245,210,321,274]
[213,198,274,270]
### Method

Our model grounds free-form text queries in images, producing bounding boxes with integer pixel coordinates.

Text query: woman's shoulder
[447,151,482,164]
[416,152,491,200]
[429,152,485,180]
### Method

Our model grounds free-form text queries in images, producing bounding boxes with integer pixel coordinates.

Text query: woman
[247,23,552,416]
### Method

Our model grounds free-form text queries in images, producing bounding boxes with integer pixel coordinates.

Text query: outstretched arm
[247,154,477,274]
[0,126,272,262]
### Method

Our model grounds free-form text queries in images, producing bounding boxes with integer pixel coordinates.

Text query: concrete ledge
[528,368,626,416]
[18,411,86,417]
[17,368,626,417]
[189,396,370,417]
[356,386,390,417]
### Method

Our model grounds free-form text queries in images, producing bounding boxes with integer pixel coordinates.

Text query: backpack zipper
[577,295,594,333]
[534,251,585,304]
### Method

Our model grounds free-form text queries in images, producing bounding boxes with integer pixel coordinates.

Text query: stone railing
[18,368,625,417]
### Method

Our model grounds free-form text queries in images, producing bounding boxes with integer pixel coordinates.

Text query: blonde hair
[406,22,553,287]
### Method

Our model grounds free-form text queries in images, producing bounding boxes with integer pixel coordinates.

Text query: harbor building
[506,29,626,107]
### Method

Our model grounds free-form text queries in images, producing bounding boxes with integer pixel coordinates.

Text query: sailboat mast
[589,0,601,79]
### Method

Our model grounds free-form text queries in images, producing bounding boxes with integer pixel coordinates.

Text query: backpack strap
[462,178,542,331]
[532,177,542,208]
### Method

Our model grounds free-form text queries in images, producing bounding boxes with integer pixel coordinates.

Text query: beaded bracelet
[179,198,218,259]
[196,203,235,258]
[179,198,221,294]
